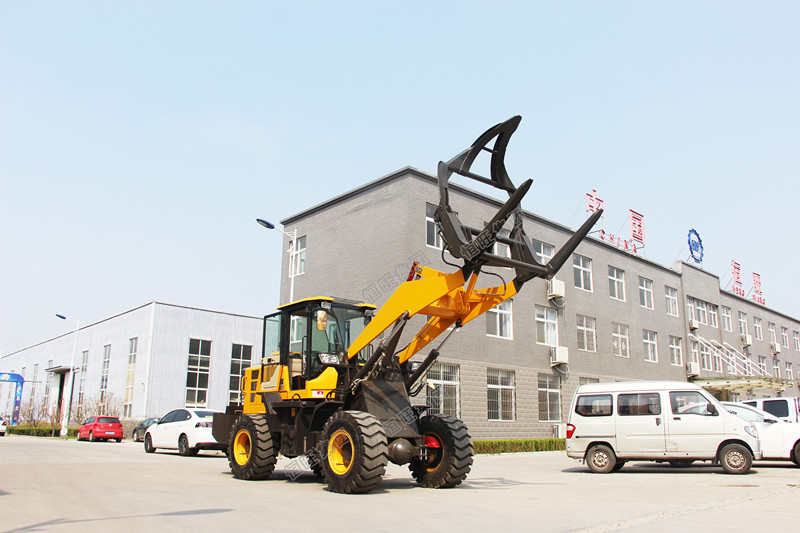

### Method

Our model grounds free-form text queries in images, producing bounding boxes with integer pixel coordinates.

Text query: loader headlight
[745,424,758,439]
[318,353,340,365]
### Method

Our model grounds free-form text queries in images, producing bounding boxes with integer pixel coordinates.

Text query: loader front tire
[410,415,473,488]
[319,410,388,494]
[228,414,276,480]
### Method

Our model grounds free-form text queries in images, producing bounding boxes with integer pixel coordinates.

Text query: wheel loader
[212,115,603,493]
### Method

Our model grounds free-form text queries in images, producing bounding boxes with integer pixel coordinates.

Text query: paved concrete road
[1,435,799,532]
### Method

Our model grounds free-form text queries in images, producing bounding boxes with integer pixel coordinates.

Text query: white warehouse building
[1,302,263,424]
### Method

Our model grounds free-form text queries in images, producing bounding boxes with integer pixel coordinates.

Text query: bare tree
[20,397,45,428]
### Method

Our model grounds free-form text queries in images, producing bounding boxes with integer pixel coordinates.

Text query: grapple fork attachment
[435,115,603,290]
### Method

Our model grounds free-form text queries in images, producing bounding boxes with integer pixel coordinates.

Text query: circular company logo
[688,229,703,263]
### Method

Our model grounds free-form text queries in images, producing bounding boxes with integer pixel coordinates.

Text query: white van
[742,397,800,423]
[566,381,762,474]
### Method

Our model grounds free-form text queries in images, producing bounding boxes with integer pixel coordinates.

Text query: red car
[77,416,123,442]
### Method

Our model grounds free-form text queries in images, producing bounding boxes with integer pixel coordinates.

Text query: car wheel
[586,444,617,474]
[144,433,156,453]
[89,431,97,442]
[178,434,198,456]
[132,430,139,442]
[612,460,626,472]
[791,442,800,466]
[115,438,122,443]
[720,443,752,474]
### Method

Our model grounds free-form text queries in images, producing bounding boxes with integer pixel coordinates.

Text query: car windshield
[193,411,216,419]
[99,417,120,424]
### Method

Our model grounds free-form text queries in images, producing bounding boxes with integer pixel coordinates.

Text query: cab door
[665,390,725,457]
[614,392,667,456]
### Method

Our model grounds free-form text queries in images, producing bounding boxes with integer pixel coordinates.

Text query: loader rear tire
[319,410,388,494]
[409,415,473,488]
[228,414,276,480]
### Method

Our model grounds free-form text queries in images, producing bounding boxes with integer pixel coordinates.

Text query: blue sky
[1,2,799,354]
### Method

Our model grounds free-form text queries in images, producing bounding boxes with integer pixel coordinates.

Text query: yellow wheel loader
[213,116,603,493]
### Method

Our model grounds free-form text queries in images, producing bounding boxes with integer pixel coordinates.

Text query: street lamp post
[56,314,80,437]
[256,218,298,303]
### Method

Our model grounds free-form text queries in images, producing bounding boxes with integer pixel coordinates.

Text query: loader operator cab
[263,297,375,391]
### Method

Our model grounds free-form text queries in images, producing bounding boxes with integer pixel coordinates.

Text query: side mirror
[707,403,718,416]
[316,310,328,331]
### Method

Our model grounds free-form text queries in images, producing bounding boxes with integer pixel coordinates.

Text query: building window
[43,359,53,410]
[576,315,596,352]
[612,322,630,358]
[579,377,600,385]
[608,266,625,301]
[700,344,711,370]
[186,339,211,408]
[426,204,443,250]
[100,345,111,402]
[753,317,763,340]
[738,312,748,335]
[712,347,722,372]
[487,368,515,421]
[665,286,679,317]
[535,305,558,346]
[786,363,794,381]
[30,364,38,400]
[669,336,683,366]
[487,300,513,339]
[77,350,88,406]
[794,331,800,351]
[708,306,718,328]
[689,340,699,364]
[492,228,511,258]
[721,306,733,332]
[573,254,592,292]
[758,356,768,375]
[124,338,137,418]
[538,374,560,422]
[643,330,658,362]
[768,322,777,343]
[533,241,554,264]
[773,360,781,378]
[290,235,307,276]
[229,344,253,403]
[426,362,459,417]
[781,327,789,348]
[639,277,654,309]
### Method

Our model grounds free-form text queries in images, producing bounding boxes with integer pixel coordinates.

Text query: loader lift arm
[346,115,603,389]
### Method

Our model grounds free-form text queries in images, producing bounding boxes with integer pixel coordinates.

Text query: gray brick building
[277,167,800,439]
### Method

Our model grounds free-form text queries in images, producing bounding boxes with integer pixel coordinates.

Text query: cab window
[618,393,661,416]
[575,394,612,416]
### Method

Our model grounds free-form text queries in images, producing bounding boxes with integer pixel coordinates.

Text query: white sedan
[144,408,226,456]
[723,402,800,465]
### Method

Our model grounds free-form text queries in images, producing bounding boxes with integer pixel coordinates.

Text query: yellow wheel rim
[233,429,252,466]
[328,428,354,475]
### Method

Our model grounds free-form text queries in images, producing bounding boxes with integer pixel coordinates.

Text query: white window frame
[100,345,111,402]
[608,266,625,301]
[665,286,679,317]
[426,362,460,417]
[794,331,800,351]
[487,300,513,340]
[186,338,211,408]
[781,326,789,348]
[611,322,630,358]
[124,338,137,418]
[738,312,748,335]
[638,277,654,309]
[669,336,683,366]
[573,254,593,292]
[535,305,558,346]
[643,330,658,362]
[768,322,777,343]
[290,235,307,277]
[229,344,253,404]
[426,204,443,250]
[753,317,763,340]
[576,315,597,352]
[708,305,718,328]
[721,306,733,332]
[487,368,515,421]
[533,241,554,264]
[700,344,711,370]
[786,362,794,381]
[758,356,768,375]
[538,374,561,422]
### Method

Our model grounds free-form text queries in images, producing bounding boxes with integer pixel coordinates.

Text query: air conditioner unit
[770,342,782,355]
[550,346,569,366]
[688,319,699,330]
[741,334,752,347]
[553,423,567,439]
[547,279,565,300]
[686,361,700,377]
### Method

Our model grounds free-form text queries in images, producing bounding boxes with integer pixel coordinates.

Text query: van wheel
[611,461,626,472]
[586,444,617,473]
[720,443,752,474]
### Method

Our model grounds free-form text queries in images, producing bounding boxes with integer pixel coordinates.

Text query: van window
[670,391,714,415]
[575,395,612,416]
[762,399,789,418]
[618,393,661,416]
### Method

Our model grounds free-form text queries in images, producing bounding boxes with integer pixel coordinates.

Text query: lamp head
[256,219,275,229]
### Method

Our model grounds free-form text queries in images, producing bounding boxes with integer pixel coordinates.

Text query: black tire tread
[228,414,277,480]
[319,410,388,494]
[410,415,474,488]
